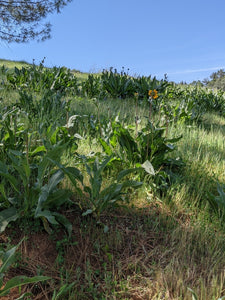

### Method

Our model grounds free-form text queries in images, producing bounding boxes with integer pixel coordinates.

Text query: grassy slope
[0,58,31,69]
[0,58,89,81]
[1,60,225,299]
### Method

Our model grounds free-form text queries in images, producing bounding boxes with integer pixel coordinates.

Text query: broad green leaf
[0,243,19,275]
[217,184,225,199]
[0,183,7,200]
[166,144,175,150]
[41,216,53,234]
[52,282,75,300]
[95,156,112,175]
[8,149,23,156]
[35,209,58,225]
[0,208,19,232]
[0,172,19,193]
[104,225,109,233]
[0,276,50,296]
[53,212,72,237]
[121,180,142,189]
[187,287,198,300]
[82,209,93,216]
[47,170,64,192]
[117,168,139,182]
[44,189,71,209]
[29,145,46,156]
[11,160,30,187]
[46,158,83,187]
[35,185,49,215]
[141,160,155,175]
[0,161,7,173]
[99,138,113,155]
[65,166,83,184]
[74,133,83,139]
[38,143,68,183]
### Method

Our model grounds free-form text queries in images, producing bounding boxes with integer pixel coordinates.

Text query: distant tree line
[190,69,225,91]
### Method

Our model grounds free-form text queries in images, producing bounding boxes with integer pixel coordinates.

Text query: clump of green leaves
[0,145,73,235]
[0,107,80,235]
[55,154,145,222]
[80,155,143,219]
[5,61,79,96]
[99,117,182,173]
[101,68,135,99]
[0,240,50,298]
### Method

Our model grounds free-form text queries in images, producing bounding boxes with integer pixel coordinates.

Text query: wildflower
[148,89,158,99]
[134,92,139,98]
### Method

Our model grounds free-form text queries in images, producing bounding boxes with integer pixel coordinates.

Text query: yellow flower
[134,92,139,98]
[148,89,158,99]
[153,89,158,99]
[148,90,153,97]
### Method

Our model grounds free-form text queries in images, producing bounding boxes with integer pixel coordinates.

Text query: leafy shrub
[133,75,169,100]
[56,154,144,222]
[101,68,135,99]
[5,61,79,95]
[99,117,182,170]
[0,109,79,235]
[0,145,73,235]
[81,74,102,98]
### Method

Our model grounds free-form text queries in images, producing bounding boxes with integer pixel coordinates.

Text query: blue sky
[1,0,225,83]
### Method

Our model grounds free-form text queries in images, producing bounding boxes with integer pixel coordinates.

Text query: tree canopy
[0,0,72,43]
[203,69,225,91]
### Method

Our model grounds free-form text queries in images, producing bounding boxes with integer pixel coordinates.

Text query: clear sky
[1,0,225,83]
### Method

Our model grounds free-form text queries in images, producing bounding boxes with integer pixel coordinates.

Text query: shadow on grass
[196,113,225,136]
[4,200,225,300]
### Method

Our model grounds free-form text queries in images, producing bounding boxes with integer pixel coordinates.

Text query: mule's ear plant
[0,139,74,235]
[0,240,50,298]
[81,155,143,220]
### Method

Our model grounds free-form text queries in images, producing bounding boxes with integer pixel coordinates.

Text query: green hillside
[0,58,89,81]
[0,58,31,68]
[0,58,225,299]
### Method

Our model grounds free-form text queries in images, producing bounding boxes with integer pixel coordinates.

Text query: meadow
[0,60,225,299]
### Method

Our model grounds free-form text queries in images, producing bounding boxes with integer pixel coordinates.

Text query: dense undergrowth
[0,61,225,299]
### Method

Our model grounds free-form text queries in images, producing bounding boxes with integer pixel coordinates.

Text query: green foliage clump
[4,61,79,96]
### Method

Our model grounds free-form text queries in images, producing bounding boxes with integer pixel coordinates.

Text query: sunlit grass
[0,58,31,69]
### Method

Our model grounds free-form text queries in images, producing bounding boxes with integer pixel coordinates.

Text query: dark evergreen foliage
[0,0,72,42]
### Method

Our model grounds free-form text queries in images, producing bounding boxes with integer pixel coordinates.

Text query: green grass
[0,57,89,81]
[66,100,225,299]
[0,58,31,69]
[0,59,225,299]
